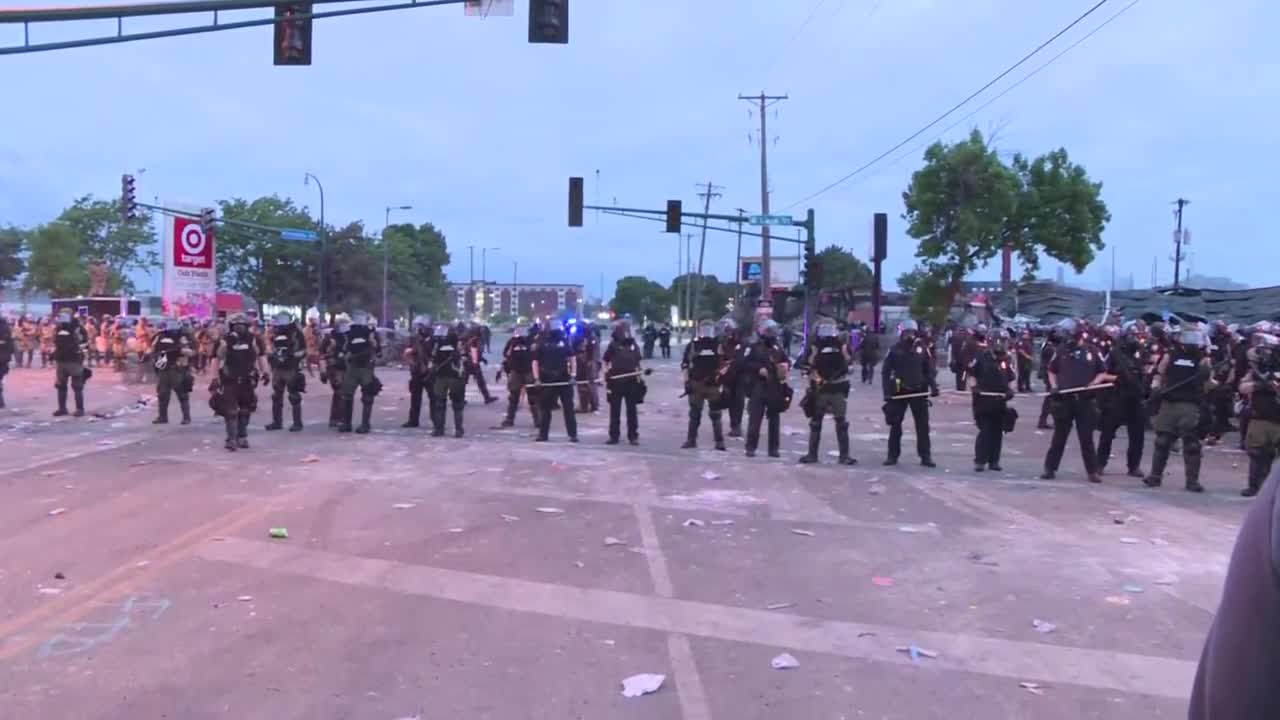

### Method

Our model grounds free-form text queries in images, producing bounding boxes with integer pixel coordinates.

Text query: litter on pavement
[1020,681,1045,695]
[765,602,795,610]
[603,536,627,546]
[535,507,565,514]
[790,528,815,537]
[682,518,706,528]
[1032,619,1057,634]
[771,652,800,669]
[701,471,720,480]
[268,527,289,539]
[620,673,665,698]
[47,507,67,517]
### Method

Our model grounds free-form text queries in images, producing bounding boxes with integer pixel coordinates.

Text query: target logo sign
[172,216,213,269]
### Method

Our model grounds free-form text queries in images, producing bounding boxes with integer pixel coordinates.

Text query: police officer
[681,319,727,451]
[1036,328,1060,429]
[658,323,672,359]
[1095,323,1148,478]
[574,322,600,414]
[1144,326,1212,492]
[743,319,790,458]
[52,310,89,417]
[1206,321,1237,445]
[429,323,466,438]
[602,319,644,445]
[338,311,382,434]
[500,325,538,428]
[1015,330,1035,393]
[1041,318,1108,483]
[0,316,12,408]
[1239,334,1280,497]
[320,314,350,429]
[969,333,1015,472]
[718,319,746,437]
[210,313,269,451]
[402,315,435,429]
[532,324,578,442]
[463,323,497,405]
[151,318,194,424]
[881,319,937,467]
[262,312,307,432]
[799,319,855,465]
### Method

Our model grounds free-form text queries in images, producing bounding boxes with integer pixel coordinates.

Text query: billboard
[162,204,217,318]
[739,256,800,289]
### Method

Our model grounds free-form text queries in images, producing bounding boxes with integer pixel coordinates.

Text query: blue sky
[1,0,1275,297]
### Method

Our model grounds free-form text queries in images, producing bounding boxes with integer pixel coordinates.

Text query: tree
[611,276,671,322]
[897,266,926,295]
[216,195,318,306]
[815,245,872,289]
[1005,148,1110,279]
[383,222,450,320]
[324,222,382,313]
[57,195,157,291]
[25,223,88,297]
[0,226,27,288]
[670,273,733,320]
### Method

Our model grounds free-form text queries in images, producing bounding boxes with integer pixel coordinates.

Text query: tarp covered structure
[1000,281,1280,326]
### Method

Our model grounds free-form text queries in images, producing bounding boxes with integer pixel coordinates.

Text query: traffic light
[120,174,137,222]
[568,176,584,227]
[803,237,822,289]
[200,207,216,237]
[664,200,682,233]
[274,3,313,65]
[528,0,568,44]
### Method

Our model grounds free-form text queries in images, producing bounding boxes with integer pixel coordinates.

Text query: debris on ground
[237,595,253,602]
[871,577,894,587]
[869,484,886,495]
[765,602,795,610]
[39,470,63,477]
[682,518,706,528]
[38,587,63,595]
[895,645,938,661]
[620,673,666,698]
[392,503,416,509]
[897,526,922,534]
[1019,681,1045,695]
[47,507,66,517]
[710,519,735,526]
[501,514,520,522]
[790,528,815,537]
[1032,619,1057,634]
[1118,537,1140,544]
[1122,584,1144,593]
[535,507,565,514]
[269,527,289,539]
[1151,538,1170,546]
[301,455,320,464]
[771,652,800,670]
[603,536,627,546]
[701,471,720,481]
[54,572,65,580]
[448,528,464,533]
[1104,595,1131,606]
[135,560,151,568]
[1153,576,1177,585]
[573,561,585,568]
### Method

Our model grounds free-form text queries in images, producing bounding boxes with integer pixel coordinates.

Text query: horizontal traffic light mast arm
[138,201,312,238]
[598,208,806,245]
[0,0,465,55]
[0,0,352,24]
[586,203,811,229]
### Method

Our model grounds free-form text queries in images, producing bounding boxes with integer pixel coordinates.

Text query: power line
[784,0,1114,209]
[759,0,834,79]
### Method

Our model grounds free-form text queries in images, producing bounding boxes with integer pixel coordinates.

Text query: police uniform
[743,336,789,458]
[1036,335,1058,428]
[1041,340,1105,481]
[1145,340,1210,492]
[215,325,264,450]
[658,325,672,359]
[152,327,194,424]
[464,331,496,404]
[574,329,600,414]
[1015,335,1035,393]
[881,336,936,466]
[1095,338,1147,476]
[52,319,89,417]
[603,333,643,444]
[801,335,855,465]
[320,326,348,429]
[718,332,746,436]
[533,330,578,442]
[338,320,382,434]
[970,349,1015,471]
[1243,360,1280,496]
[403,327,435,428]
[430,331,467,437]
[1207,331,1236,443]
[265,322,307,432]
[0,318,13,408]
[681,334,726,450]
[501,332,537,427]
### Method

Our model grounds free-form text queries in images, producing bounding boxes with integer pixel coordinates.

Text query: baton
[1039,382,1114,398]
[888,391,932,400]
[977,391,1011,397]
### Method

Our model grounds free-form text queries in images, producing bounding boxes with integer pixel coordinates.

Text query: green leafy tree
[611,276,671,322]
[325,222,381,313]
[216,195,318,306]
[670,273,733,320]
[25,223,88,296]
[383,222,451,320]
[896,266,926,295]
[0,226,27,288]
[1005,148,1110,278]
[815,246,872,289]
[57,195,157,290]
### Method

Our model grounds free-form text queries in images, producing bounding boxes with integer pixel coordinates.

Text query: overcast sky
[1,0,1274,298]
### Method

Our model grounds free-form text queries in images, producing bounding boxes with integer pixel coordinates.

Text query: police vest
[1252,371,1280,422]
[975,352,1012,393]
[53,325,82,363]
[814,338,847,383]
[346,325,373,368]
[538,338,571,381]
[608,339,640,375]
[1164,349,1205,403]
[224,332,256,378]
[155,332,184,365]
[890,342,928,391]
[1055,346,1097,391]
[433,339,462,378]
[507,338,533,373]
[688,338,720,382]
[271,327,299,369]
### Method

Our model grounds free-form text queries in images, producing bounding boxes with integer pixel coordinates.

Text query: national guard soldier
[1041,319,1109,483]
[320,313,350,429]
[717,318,746,437]
[52,310,90,417]
[1036,328,1060,429]
[881,319,938,467]
[463,323,497,405]
[210,313,270,451]
[151,318,194,425]
[337,311,382,434]
[603,319,644,445]
[429,323,466,438]
[264,311,307,432]
[500,324,537,428]
[658,323,672,359]
[574,322,600,414]
[532,323,578,443]
[1144,326,1212,492]
[799,319,856,465]
[1206,321,1237,445]
[1239,334,1280,497]
[681,319,727,451]
[402,315,435,429]
[0,316,12,408]
[743,319,790,458]
[1015,329,1035,393]
[969,332,1016,472]
[1095,323,1148,478]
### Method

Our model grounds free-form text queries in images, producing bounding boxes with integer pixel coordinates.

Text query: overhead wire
[758,0,836,80]
[783,0,1114,209]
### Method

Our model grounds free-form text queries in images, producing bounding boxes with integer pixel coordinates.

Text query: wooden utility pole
[691,181,724,321]
[738,91,788,300]
[1172,198,1189,290]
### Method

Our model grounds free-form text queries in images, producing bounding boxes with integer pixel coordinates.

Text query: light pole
[382,204,413,328]
[481,247,500,318]
[303,172,325,319]
[512,260,519,319]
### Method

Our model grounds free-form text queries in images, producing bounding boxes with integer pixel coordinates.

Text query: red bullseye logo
[173,217,212,269]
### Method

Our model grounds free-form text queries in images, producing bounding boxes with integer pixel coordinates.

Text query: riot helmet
[718,317,737,338]
[163,317,182,333]
[697,320,716,340]
[412,315,433,335]
[272,311,294,328]
[1176,328,1206,349]
[816,319,837,339]
[334,313,352,334]
[56,310,73,326]
[612,319,632,341]
[899,319,919,343]
[350,311,372,328]
[757,319,779,342]
[228,313,250,334]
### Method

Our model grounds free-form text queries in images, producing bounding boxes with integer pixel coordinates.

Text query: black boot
[53,386,68,416]
[265,395,284,430]
[711,415,726,451]
[153,394,169,424]
[1144,433,1171,487]
[453,406,465,438]
[355,400,373,434]
[404,390,422,428]
[798,424,820,464]
[836,420,856,465]
[72,386,85,417]
[224,415,238,451]
[430,402,446,437]
[289,401,303,432]
[1243,452,1272,497]
[682,417,698,449]
[237,413,250,448]
[0,386,5,408]
[337,396,354,433]
[178,396,191,425]
[1184,440,1204,492]
[328,393,341,429]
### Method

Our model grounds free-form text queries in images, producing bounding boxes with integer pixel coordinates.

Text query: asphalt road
[0,342,1251,719]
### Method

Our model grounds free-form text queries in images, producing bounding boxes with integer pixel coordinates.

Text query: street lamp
[303,172,326,318]
[383,204,414,328]
[481,247,500,318]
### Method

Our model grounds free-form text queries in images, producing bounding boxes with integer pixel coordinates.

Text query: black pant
[886,396,931,461]
[467,363,493,401]
[953,368,967,392]
[607,381,639,441]
[1017,362,1033,392]
[745,384,780,455]
[1038,376,1054,427]
[1209,388,1233,438]
[860,360,875,383]
[1044,395,1098,475]
[659,342,671,359]
[1096,395,1146,473]
[723,379,745,433]
[974,407,1005,466]
[538,383,578,440]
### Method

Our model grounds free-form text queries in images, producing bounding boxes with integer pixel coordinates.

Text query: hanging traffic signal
[528,0,568,44]
[803,237,822,289]
[568,176,584,227]
[200,207,216,237]
[120,174,137,222]
[274,3,313,65]
[664,200,681,233]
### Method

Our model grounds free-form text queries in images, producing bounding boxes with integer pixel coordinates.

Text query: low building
[448,282,584,320]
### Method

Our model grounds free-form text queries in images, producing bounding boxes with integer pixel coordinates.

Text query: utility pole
[684,232,695,329]
[738,91,788,301]
[1172,197,1189,291]
[467,245,475,317]
[734,208,747,307]
[691,181,724,322]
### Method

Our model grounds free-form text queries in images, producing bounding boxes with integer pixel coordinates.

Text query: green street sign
[748,214,793,226]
